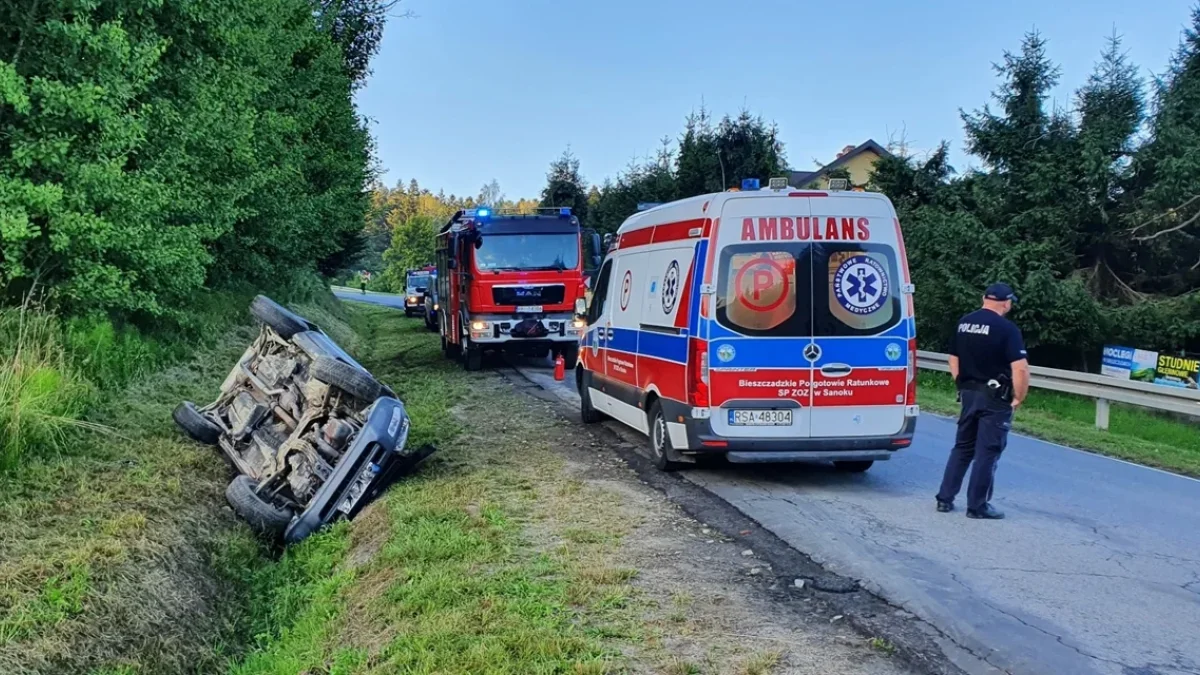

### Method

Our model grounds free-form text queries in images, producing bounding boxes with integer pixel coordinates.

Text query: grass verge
[227,304,634,673]
[918,371,1200,476]
[0,289,357,675]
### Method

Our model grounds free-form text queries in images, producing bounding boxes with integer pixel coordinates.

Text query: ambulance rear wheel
[648,401,683,472]
[834,460,874,473]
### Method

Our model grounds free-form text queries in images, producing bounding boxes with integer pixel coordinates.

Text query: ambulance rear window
[813,243,901,337]
[715,243,813,337]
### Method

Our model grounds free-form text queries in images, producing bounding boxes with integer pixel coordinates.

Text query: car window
[812,243,901,336]
[587,259,614,325]
[715,243,812,336]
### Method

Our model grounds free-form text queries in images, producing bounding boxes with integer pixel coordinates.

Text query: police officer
[935,283,1029,519]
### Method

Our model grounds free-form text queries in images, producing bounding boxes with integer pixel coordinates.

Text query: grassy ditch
[918,371,1200,476]
[226,304,633,674]
[0,288,355,675]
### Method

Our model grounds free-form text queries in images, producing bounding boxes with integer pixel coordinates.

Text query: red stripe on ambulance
[812,369,906,407]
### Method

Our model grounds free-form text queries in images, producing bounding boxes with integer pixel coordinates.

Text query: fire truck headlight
[470,320,487,331]
[571,319,585,330]
[433,303,439,310]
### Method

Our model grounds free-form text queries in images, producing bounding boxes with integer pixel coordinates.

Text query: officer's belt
[957,381,994,392]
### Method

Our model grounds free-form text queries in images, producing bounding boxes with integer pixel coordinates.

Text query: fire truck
[435,207,600,371]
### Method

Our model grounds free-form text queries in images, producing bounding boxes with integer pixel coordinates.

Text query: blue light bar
[741,178,760,191]
[476,208,491,218]
[559,207,571,216]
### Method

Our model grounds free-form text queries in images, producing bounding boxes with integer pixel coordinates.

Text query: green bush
[0,306,95,472]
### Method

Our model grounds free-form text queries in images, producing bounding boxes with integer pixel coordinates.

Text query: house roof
[788,139,892,187]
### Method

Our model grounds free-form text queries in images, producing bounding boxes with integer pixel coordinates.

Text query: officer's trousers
[936,389,1012,511]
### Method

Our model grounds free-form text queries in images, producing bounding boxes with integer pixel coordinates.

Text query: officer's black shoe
[936,500,954,513]
[966,504,1005,520]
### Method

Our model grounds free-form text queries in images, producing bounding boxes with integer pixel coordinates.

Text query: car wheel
[172,401,222,445]
[250,295,308,340]
[834,460,874,473]
[311,356,382,401]
[648,401,683,472]
[226,476,294,538]
[579,377,602,424]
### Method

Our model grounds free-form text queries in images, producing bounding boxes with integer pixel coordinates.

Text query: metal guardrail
[917,351,1200,429]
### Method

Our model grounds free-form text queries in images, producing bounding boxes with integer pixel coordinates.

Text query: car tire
[173,401,222,445]
[834,460,874,473]
[311,356,382,401]
[250,295,307,340]
[580,381,603,424]
[226,475,294,538]
[648,401,684,472]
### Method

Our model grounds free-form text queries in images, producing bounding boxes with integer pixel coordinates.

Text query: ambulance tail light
[906,337,918,408]
[688,338,710,408]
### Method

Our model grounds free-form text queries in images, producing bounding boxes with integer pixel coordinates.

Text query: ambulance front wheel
[648,401,684,472]
[834,460,874,473]
[580,381,603,424]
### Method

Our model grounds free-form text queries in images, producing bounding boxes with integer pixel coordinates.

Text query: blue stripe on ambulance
[607,327,687,364]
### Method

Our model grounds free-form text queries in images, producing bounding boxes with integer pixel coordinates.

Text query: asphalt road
[338,290,1200,675]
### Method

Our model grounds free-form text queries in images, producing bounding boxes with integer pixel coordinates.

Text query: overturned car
[173,296,432,543]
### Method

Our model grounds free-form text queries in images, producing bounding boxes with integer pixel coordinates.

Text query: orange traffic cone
[553,353,565,381]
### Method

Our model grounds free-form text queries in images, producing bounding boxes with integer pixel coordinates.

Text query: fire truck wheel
[561,345,579,367]
[648,401,683,472]
[462,339,483,371]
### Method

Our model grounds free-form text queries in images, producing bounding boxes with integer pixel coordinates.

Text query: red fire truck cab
[435,207,601,371]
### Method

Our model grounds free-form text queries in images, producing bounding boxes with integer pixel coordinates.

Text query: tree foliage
[873,16,1200,366]
[540,149,589,224]
[586,108,787,234]
[0,0,378,322]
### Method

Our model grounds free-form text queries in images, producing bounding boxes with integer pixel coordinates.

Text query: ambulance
[574,178,918,471]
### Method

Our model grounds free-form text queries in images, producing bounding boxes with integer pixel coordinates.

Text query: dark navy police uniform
[936,302,1026,514]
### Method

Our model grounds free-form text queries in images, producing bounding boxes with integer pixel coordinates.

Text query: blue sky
[356,0,1197,200]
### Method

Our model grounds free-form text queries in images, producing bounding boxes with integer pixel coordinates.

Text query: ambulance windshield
[715,242,901,337]
[475,233,580,272]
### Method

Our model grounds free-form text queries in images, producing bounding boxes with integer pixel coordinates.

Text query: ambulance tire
[834,460,874,473]
[648,400,684,472]
[579,382,603,424]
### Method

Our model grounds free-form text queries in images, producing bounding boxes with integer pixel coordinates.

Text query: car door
[583,258,616,413]
[808,196,909,437]
[706,195,814,439]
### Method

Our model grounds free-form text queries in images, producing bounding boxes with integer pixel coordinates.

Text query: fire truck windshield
[475,233,580,272]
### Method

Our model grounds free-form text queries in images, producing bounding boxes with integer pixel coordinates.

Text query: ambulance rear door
[808,194,910,437]
[706,194,814,439]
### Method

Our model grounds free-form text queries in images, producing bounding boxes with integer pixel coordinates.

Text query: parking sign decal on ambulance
[574,179,917,472]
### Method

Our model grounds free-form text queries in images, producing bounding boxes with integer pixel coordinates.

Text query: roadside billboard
[1154,354,1200,389]
[1101,345,1159,382]
[1101,345,1200,389]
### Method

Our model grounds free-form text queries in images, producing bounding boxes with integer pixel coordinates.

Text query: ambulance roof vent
[740,178,760,191]
[768,177,788,191]
[827,178,849,192]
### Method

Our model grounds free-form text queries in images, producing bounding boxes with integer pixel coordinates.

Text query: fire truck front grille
[492,285,565,306]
